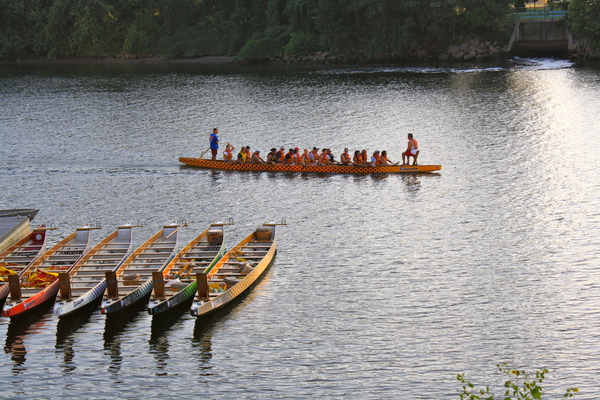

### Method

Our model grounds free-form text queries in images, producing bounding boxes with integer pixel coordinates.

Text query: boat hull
[179,157,441,174]
[2,281,60,318]
[148,224,227,316]
[0,227,48,306]
[53,225,134,318]
[190,224,277,318]
[100,223,180,315]
[2,225,93,318]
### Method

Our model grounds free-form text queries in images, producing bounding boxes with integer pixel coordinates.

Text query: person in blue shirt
[209,128,219,160]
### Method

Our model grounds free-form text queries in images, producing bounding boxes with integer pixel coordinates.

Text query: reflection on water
[0,58,599,399]
[4,300,54,372]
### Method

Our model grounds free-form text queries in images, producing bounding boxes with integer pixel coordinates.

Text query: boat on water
[2,225,96,318]
[0,226,51,308]
[179,157,442,174]
[0,209,39,253]
[190,220,284,318]
[147,220,231,316]
[53,224,135,318]
[99,222,181,315]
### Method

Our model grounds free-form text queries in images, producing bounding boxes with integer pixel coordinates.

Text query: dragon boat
[3,225,95,318]
[53,223,135,317]
[99,222,180,315]
[179,157,441,174]
[190,220,284,318]
[147,220,230,316]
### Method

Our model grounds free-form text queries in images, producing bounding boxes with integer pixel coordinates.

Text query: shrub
[284,32,321,55]
[238,37,282,59]
[457,363,579,400]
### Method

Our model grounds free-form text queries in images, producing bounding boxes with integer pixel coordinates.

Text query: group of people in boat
[209,128,420,166]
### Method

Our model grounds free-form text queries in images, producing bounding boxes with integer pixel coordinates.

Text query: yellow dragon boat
[179,157,441,174]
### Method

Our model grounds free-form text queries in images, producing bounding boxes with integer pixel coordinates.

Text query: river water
[1,58,599,399]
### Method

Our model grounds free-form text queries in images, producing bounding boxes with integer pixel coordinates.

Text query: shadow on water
[103,301,147,344]
[149,295,195,342]
[102,303,149,375]
[55,297,102,346]
[148,299,195,374]
[4,299,54,371]
[193,258,276,340]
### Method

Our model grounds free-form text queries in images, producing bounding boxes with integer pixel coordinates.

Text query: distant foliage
[238,37,283,59]
[4,0,590,59]
[568,0,600,55]
[284,32,321,55]
[457,363,579,400]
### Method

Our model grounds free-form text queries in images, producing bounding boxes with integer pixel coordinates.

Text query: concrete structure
[507,13,572,56]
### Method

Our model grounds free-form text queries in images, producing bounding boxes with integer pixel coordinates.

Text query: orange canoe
[179,157,441,174]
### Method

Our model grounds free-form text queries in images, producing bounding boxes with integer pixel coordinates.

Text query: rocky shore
[2,39,595,67]
[256,38,508,65]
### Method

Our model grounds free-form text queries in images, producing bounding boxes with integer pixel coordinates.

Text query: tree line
[0,0,597,60]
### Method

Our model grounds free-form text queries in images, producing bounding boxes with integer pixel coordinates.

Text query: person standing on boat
[402,133,419,166]
[209,128,219,161]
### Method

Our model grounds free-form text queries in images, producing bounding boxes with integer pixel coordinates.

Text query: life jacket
[237,151,247,162]
[223,150,233,161]
[409,138,418,150]
[371,154,380,165]
[341,153,351,165]
[284,153,294,164]
[318,153,329,164]
[276,151,285,162]
[267,152,276,162]
[361,153,368,164]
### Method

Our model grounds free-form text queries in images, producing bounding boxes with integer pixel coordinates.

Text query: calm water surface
[1,59,599,399]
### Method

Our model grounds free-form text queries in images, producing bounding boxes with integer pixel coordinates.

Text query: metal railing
[512,10,567,23]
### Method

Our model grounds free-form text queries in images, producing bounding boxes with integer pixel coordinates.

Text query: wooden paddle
[198,148,210,159]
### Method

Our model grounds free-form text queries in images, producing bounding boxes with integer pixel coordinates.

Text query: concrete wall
[519,20,569,42]
[507,20,570,55]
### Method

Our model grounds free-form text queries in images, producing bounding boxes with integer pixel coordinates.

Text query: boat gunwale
[191,227,276,317]
[99,224,181,315]
[147,225,226,316]
[179,157,441,174]
[2,226,94,317]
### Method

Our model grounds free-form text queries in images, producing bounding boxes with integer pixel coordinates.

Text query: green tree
[568,0,600,55]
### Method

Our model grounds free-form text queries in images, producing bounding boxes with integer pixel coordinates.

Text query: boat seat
[71,279,104,284]
[72,273,107,278]
[76,263,120,268]
[2,256,32,262]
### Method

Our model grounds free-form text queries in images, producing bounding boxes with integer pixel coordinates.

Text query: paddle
[199,148,210,159]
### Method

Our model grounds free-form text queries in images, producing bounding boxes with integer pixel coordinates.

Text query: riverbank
[0,55,238,66]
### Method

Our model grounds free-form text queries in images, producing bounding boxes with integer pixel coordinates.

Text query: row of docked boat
[0,219,283,321]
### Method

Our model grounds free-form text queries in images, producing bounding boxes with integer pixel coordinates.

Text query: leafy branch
[457,363,579,400]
